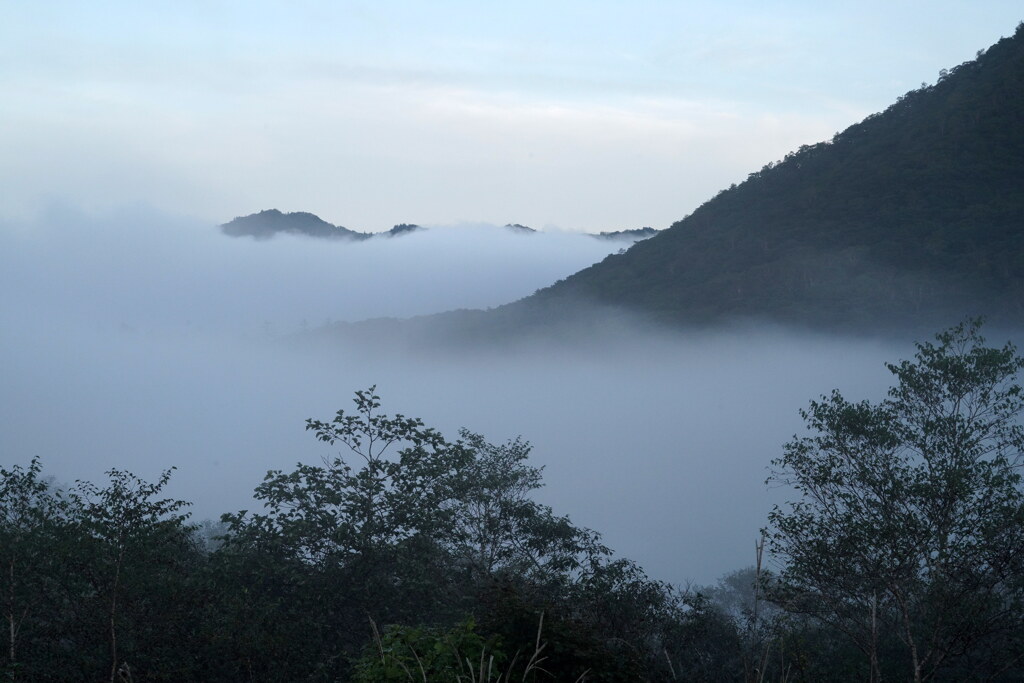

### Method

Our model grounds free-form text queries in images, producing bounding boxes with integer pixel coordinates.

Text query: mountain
[504,223,537,234]
[386,223,423,237]
[515,24,1024,332]
[221,210,370,240]
[221,210,433,241]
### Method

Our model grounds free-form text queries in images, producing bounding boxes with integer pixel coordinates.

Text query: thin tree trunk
[8,557,15,666]
[109,545,125,683]
[895,589,922,683]
[870,592,879,683]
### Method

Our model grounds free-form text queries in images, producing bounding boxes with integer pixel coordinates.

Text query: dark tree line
[4,323,1024,680]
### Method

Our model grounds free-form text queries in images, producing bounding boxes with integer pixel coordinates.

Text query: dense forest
[4,322,1024,681]
[520,24,1024,332]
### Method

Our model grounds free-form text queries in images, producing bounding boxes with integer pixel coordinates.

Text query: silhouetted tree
[767,321,1024,681]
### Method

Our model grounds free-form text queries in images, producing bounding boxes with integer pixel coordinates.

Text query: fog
[1,206,912,584]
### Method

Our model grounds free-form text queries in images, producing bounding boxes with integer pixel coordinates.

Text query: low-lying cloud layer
[2,207,914,584]
[2,206,624,332]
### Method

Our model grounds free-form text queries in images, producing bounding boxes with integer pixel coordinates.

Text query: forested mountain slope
[523,24,1024,331]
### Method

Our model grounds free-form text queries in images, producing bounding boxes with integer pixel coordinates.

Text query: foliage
[215,387,652,679]
[0,464,199,681]
[450,430,609,586]
[225,386,469,562]
[353,617,516,682]
[69,468,197,682]
[0,458,72,681]
[766,321,1024,681]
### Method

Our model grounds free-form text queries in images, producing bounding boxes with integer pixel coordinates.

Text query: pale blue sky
[2,1,1020,231]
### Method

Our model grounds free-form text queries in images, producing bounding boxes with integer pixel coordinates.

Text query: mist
[1,206,913,584]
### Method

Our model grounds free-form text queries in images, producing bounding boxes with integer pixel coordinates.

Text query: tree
[226,386,470,563]
[766,321,1024,681]
[0,458,71,680]
[220,388,668,680]
[450,430,608,586]
[71,467,194,682]
[219,387,477,678]
[1,462,199,681]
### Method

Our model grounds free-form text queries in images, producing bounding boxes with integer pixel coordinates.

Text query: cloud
[0,206,911,585]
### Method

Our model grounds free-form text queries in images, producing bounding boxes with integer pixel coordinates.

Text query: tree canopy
[767,321,1024,681]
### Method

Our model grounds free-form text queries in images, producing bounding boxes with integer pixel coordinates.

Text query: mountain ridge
[221,210,427,240]
[221,210,660,243]
[515,22,1024,332]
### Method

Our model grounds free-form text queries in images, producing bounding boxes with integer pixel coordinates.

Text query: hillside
[520,24,1024,331]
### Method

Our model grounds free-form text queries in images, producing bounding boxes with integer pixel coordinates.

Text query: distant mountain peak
[220,210,368,240]
[220,212,432,240]
[504,223,537,234]
[387,223,423,236]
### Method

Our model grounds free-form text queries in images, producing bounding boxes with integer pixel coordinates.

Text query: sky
[1,1,1021,232]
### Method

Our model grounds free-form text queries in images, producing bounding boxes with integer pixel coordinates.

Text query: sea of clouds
[1,205,914,584]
